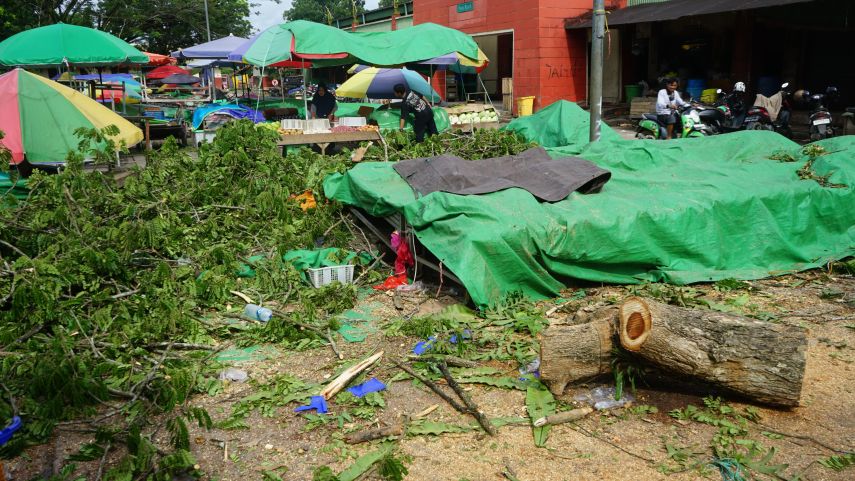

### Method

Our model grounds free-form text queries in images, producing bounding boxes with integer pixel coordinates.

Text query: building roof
[566,0,816,29]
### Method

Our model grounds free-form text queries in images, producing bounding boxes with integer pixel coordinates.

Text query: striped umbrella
[0,69,143,165]
[337,67,440,101]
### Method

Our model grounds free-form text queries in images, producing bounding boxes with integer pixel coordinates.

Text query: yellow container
[700,88,718,104]
[516,96,535,116]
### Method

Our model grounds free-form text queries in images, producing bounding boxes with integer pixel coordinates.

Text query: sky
[250,0,381,33]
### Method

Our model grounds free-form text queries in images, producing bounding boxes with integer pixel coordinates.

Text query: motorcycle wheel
[746,122,763,130]
[635,132,656,140]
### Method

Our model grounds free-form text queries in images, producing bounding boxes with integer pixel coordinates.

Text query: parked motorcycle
[636,104,710,139]
[752,83,793,138]
[799,86,838,141]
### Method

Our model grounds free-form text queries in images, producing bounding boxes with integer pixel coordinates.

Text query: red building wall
[415,0,605,112]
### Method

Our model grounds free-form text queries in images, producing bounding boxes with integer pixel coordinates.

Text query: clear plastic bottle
[244,304,272,322]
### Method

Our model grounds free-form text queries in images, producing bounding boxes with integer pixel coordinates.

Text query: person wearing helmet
[656,78,688,139]
[726,81,748,127]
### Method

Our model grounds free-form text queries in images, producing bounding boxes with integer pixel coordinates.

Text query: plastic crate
[337,116,367,127]
[307,265,354,288]
[281,119,304,131]
[143,110,166,120]
[304,118,331,133]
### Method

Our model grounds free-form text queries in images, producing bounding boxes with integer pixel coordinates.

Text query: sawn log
[618,297,807,407]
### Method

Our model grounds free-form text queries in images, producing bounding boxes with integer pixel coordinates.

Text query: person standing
[309,82,338,121]
[656,78,688,139]
[394,84,438,143]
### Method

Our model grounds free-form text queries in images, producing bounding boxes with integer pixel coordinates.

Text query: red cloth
[394,239,414,276]
[373,234,415,290]
[373,273,408,290]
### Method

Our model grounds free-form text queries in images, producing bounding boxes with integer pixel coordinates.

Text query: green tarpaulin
[324,130,855,308]
[231,21,482,68]
[502,101,621,151]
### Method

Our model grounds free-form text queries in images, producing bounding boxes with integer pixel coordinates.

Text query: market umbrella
[414,48,490,74]
[154,74,201,85]
[337,67,441,102]
[0,23,148,67]
[146,65,190,80]
[171,35,249,60]
[228,20,483,68]
[0,69,143,165]
[144,51,175,66]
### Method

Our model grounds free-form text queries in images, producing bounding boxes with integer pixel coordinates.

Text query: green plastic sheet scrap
[215,345,280,363]
[282,248,372,283]
[324,128,855,308]
[336,301,383,342]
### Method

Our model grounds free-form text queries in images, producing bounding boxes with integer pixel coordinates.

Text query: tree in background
[284,0,364,25]
[0,0,252,54]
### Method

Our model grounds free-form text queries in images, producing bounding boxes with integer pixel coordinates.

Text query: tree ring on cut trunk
[619,297,652,351]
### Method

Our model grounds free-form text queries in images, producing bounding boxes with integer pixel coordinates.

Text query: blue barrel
[757,76,781,97]
[685,78,706,101]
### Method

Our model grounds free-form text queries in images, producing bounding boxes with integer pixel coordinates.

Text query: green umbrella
[229,20,483,68]
[0,23,148,68]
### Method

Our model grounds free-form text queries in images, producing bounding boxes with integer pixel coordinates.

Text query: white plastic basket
[304,118,331,133]
[337,116,367,127]
[280,119,304,131]
[307,265,355,288]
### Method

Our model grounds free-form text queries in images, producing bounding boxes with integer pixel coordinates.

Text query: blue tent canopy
[171,35,249,59]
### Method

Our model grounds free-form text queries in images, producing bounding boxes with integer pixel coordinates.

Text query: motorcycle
[800,86,838,141]
[636,104,710,139]
[752,83,792,137]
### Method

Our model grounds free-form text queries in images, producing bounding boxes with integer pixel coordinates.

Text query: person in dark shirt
[309,82,337,120]
[394,83,437,142]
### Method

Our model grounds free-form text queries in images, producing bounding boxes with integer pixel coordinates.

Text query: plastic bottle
[244,304,272,322]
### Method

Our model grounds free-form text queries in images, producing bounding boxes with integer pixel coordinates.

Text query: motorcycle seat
[642,113,659,122]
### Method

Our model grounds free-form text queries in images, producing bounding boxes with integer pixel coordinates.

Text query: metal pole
[203,0,212,42]
[589,0,605,142]
[303,68,309,120]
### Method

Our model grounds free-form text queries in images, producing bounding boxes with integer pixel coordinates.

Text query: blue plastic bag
[347,378,386,397]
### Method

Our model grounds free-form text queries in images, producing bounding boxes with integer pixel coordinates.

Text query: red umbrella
[146,65,189,80]
[144,52,175,66]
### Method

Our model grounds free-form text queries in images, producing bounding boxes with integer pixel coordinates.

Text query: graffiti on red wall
[546,64,569,78]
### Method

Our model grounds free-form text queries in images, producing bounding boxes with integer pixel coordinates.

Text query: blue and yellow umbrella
[337,67,441,101]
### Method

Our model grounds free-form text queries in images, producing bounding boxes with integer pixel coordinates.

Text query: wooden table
[277,130,388,160]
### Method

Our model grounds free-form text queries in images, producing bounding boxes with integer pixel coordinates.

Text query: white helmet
[734,82,746,93]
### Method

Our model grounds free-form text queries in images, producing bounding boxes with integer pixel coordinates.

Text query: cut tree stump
[539,307,617,395]
[619,297,807,407]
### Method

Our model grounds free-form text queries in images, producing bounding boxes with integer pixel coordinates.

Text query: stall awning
[566,0,816,29]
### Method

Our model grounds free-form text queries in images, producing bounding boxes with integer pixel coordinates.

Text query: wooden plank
[451,122,500,132]
[276,131,380,146]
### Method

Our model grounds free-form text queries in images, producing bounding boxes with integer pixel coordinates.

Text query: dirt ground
[7,271,855,481]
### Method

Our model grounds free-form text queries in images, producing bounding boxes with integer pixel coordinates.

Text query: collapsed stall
[324,104,855,308]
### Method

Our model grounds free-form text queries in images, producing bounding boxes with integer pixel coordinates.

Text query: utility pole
[589,0,605,142]
[203,0,212,42]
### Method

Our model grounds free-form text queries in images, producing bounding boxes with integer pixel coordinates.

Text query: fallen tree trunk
[539,307,616,395]
[618,297,807,407]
